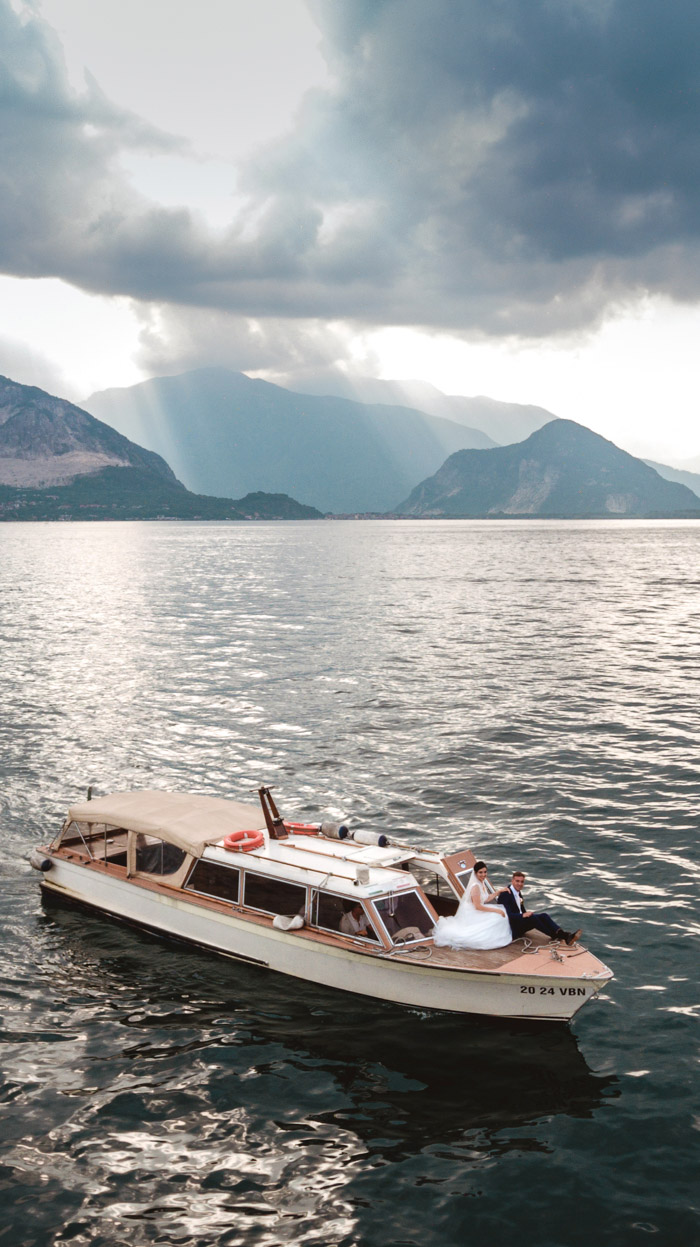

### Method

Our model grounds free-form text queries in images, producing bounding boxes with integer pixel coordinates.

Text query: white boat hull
[40,859,607,1022]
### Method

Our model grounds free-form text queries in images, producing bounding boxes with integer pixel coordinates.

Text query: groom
[497,871,582,946]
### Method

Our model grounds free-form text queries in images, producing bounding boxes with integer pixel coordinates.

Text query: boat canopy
[66,790,264,858]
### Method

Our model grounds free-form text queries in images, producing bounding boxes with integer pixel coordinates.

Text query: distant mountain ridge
[397,420,700,517]
[644,460,700,499]
[84,368,498,514]
[9,370,697,521]
[275,373,555,445]
[0,375,322,521]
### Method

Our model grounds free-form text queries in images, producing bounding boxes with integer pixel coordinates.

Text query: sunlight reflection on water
[1,519,699,1246]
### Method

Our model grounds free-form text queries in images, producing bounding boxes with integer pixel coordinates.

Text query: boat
[30,786,613,1022]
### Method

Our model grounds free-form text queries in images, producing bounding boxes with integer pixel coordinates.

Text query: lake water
[1,519,698,1247]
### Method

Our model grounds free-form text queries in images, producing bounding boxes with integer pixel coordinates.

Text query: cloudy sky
[2,0,700,463]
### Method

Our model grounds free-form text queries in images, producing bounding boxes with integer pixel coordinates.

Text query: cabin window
[134,835,186,876]
[410,865,458,917]
[456,869,474,892]
[374,890,435,942]
[312,891,379,942]
[243,873,306,917]
[411,865,447,893]
[185,859,240,903]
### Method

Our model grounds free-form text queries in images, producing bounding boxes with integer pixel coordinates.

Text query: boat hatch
[350,846,413,869]
[373,889,435,944]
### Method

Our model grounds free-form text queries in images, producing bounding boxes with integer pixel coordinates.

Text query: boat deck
[389,931,606,981]
[417,932,552,969]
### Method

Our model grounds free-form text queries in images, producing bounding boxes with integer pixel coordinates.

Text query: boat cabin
[49,790,471,952]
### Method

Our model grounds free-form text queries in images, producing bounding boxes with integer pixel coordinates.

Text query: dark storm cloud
[4,0,700,337]
[0,2,198,290]
[262,0,700,332]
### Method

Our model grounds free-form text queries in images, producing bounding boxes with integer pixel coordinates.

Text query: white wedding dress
[433,873,512,950]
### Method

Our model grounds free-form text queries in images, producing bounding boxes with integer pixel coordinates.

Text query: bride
[433,861,512,950]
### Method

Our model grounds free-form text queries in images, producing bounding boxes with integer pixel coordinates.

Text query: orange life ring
[223,829,265,852]
[283,821,320,837]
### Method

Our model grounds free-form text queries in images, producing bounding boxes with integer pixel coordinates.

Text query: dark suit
[497,887,561,941]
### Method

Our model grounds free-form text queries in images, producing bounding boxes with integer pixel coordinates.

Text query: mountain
[396,419,700,517]
[0,374,179,488]
[83,368,497,514]
[0,376,322,521]
[436,394,555,445]
[644,460,700,498]
[269,372,555,444]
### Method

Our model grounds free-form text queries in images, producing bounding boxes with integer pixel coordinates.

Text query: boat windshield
[455,868,474,892]
[373,890,435,943]
[408,865,459,916]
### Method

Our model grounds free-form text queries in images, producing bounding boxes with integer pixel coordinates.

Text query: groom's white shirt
[510,884,524,912]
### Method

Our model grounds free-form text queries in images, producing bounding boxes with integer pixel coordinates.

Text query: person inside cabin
[340,903,371,937]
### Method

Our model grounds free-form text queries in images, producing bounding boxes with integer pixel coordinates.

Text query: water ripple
[1,520,699,1245]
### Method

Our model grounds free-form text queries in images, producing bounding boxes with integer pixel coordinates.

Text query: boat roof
[67,790,264,857]
[65,789,448,893]
[205,833,416,898]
